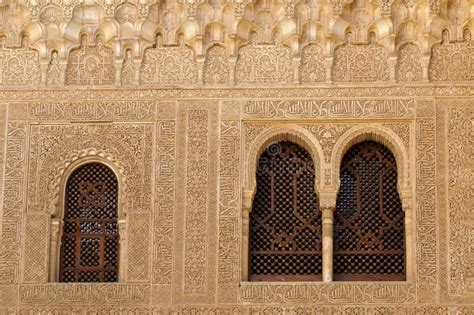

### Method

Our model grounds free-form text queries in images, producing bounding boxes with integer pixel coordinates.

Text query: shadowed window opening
[59,163,119,282]
[249,141,322,281]
[334,141,405,281]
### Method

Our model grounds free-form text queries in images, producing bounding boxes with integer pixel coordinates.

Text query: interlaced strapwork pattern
[59,163,119,282]
[334,141,405,281]
[250,141,322,281]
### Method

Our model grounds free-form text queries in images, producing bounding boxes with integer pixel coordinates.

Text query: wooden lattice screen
[334,141,405,281]
[249,141,322,281]
[59,163,119,282]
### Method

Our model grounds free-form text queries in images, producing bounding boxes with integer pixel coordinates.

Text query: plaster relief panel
[332,36,390,82]
[140,43,198,85]
[242,99,415,120]
[24,122,153,283]
[0,120,28,285]
[153,102,177,305]
[173,100,219,304]
[0,45,40,85]
[65,37,116,86]
[235,43,293,84]
[430,31,474,82]
[217,101,241,303]
[396,43,423,82]
[239,282,416,304]
[203,45,230,84]
[299,44,326,84]
[416,99,438,303]
[19,284,150,306]
[447,103,474,293]
[27,101,157,122]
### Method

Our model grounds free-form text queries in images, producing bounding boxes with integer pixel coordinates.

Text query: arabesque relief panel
[437,99,474,305]
[24,121,154,284]
[0,93,472,313]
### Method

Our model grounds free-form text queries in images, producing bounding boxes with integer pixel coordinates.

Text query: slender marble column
[49,219,62,282]
[402,192,414,282]
[241,189,254,281]
[118,219,127,282]
[322,206,334,282]
[241,208,250,282]
[320,190,337,282]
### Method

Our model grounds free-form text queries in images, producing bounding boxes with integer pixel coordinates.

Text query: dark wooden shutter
[59,163,119,282]
[334,141,405,281]
[249,141,322,281]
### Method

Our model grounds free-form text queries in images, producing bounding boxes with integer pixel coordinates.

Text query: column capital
[399,189,413,212]
[319,190,338,209]
[242,188,255,212]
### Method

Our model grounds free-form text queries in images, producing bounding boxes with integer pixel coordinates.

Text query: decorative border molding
[50,148,127,218]
[0,85,474,102]
[331,124,410,191]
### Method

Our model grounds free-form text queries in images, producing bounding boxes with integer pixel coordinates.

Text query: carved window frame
[242,126,325,281]
[243,124,414,283]
[330,126,414,282]
[333,140,406,280]
[49,156,127,282]
[249,140,323,281]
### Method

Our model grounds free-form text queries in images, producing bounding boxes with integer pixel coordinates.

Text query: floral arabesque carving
[235,43,293,84]
[446,104,474,294]
[396,43,423,82]
[244,125,325,198]
[49,148,127,218]
[332,36,390,82]
[140,43,198,85]
[0,46,41,85]
[203,45,230,84]
[331,125,410,191]
[121,50,136,86]
[47,51,62,86]
[65,37,116,85]
[429,31,474,81]
[299,44,326,83]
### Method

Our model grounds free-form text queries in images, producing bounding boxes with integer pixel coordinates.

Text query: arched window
[59,163,119,282]
[249,141,322,281]
[334,141,405,281]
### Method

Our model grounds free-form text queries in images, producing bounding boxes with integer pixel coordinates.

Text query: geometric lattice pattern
[250,141,322,281]
[334,141,405,281]
[59,163,119,282]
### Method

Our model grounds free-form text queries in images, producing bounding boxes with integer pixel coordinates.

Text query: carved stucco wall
[0,89,471,313]
[1,0,474,86]
[0,0,473,313]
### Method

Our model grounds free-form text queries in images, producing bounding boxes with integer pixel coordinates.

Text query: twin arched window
[59,163,119,282]
[249,140,405,281]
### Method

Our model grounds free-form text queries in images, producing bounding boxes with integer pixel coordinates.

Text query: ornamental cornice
[1,84,474,102]
[0,0,473,86]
